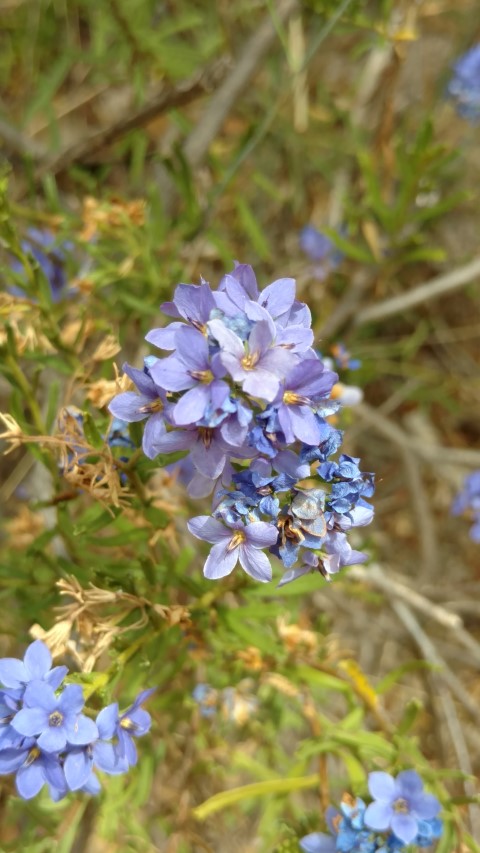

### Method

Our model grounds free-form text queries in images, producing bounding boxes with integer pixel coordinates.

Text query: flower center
[25,747,41,767]
[241,351,259,371]
[139,398,163,414]
[49,710,64,727]
[198,427,213,448]
[189,369,214,384]
[120,716,136,731]
[282,391,309,406]
[227,530,246,551]
[393,797,409,813]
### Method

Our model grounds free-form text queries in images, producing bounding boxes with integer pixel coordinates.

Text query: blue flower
[94,688,155,769]
[11,682,98,753]
[0,639,67,694]
[364,770,441,845]
[447,44,480,123]
[0,744,67,800]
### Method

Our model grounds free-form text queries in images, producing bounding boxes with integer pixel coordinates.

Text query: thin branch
[355,255,480,325]
[350,564,480,664]
[391,599,480,837]
[35,60,229,181]
[355,402,480,468]
[391,599,480,725]
[0,115,46,160]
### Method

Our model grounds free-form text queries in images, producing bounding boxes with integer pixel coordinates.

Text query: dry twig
[355,255,480,325]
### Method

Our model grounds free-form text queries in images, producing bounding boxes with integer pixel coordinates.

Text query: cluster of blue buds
[300,771,442,852]
[108,263,374,586]
[0,640,153,801]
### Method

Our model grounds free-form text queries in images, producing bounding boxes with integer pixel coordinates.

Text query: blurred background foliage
[0,0,480,850]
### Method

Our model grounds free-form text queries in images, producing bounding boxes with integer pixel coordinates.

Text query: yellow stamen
[139,398,163,414]
[227,530,246,551]
[241,352,259,370]
[189,369,214,384]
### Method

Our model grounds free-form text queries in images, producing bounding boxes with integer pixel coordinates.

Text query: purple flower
[147,281,217,348]
[274,360,338,445]
[299,225,343,280]
[364,769,441,844]
[11,682,98,753]
[0,640,67,694]
[208,311,296,403]
[447,44,480,123]
[187,516,278,582]
[143,422,230,482]
[149,326,229,427]
[108,360,169,459]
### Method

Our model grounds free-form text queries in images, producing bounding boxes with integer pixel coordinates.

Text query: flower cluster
[0,640,153,800]
[447,44,480,123]
[451,470,480,542]
[300,771,442,852]
[109,263,374,586]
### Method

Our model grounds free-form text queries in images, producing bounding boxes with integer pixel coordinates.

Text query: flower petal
[59,684,85,715]
[11,707,49,736]
[203,541,238,580]
[65,714,98,746]
[364,800,392,831]
[0,659,28,689]
[0,747,28,774]
[16,762,45,799]
[23,681,56,711]
[46,666,68,691]
[23,641,52,681]
[368,770,396,801]
[37,726,67,753]
[145,323,183,350]
[108,392,149,423]
[187,516,229,544]
[244,522,279,548]
[64,749,92,790]
[173,385,209,426]
[238,544,272,583]
[142,412,167,460]
[391,812,418,844]
[96,703,119,739]
[299,833,336,853]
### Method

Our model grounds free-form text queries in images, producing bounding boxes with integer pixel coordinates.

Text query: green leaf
[295,665,351,695]
[82,413,105,449]
[322,227,374,263]
[193,774,319,820]
[235,197,271,261]
[397,698,423,735]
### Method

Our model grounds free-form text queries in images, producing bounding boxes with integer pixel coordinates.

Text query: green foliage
[0,0,478,850]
